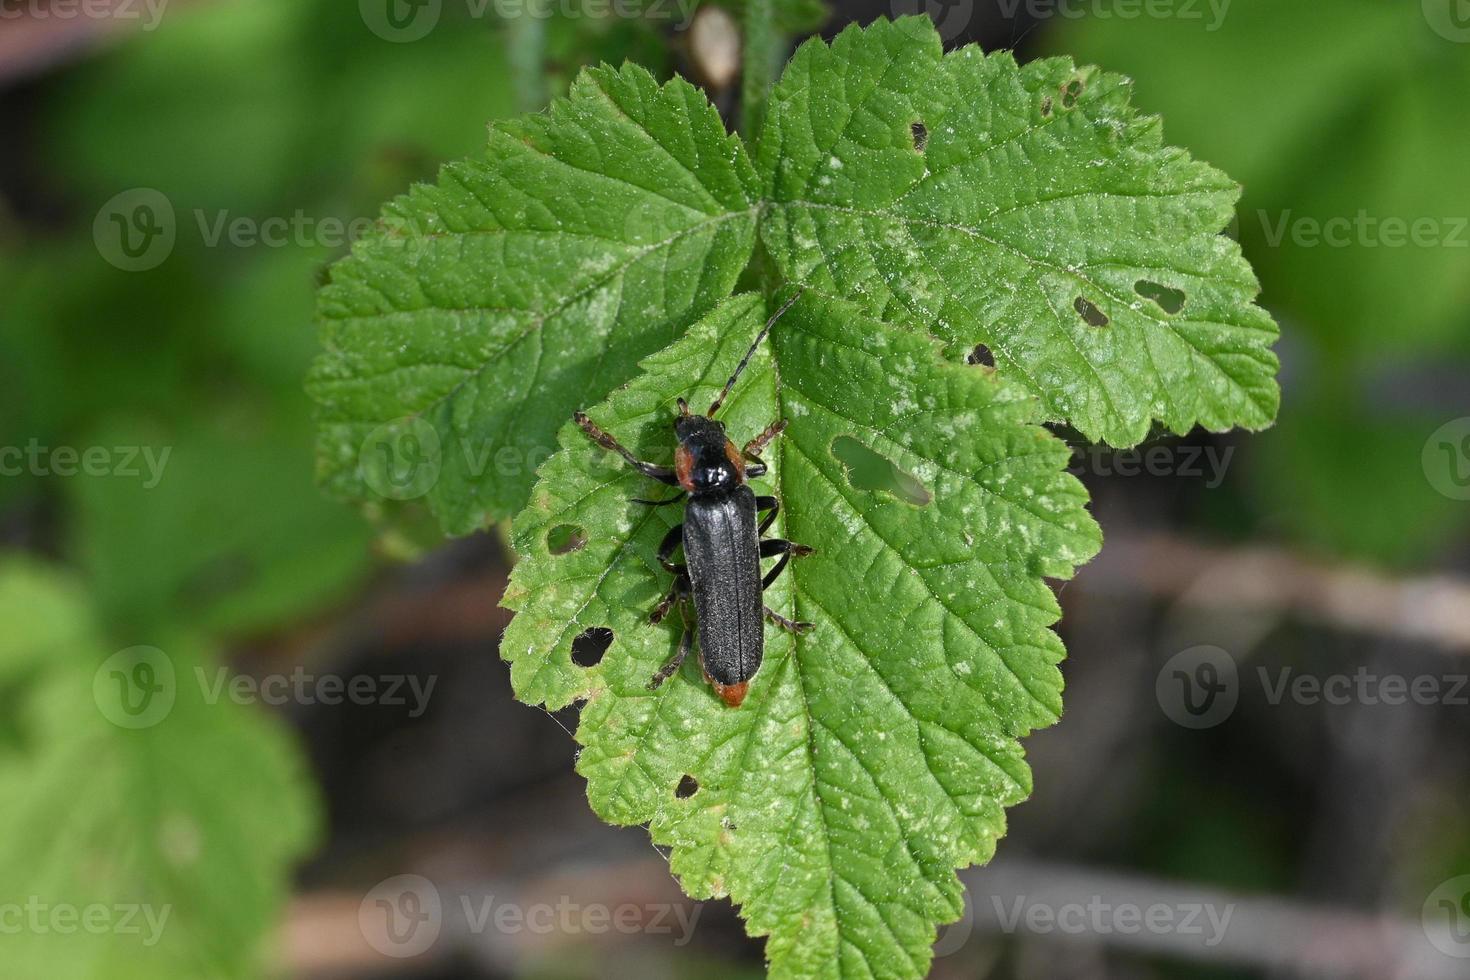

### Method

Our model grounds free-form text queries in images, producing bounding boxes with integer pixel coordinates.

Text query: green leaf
[0,558,317,979]
[501,294,1100,976]
[67,414,374,638]
[1053,0,1470,357]
[309,63,760,533]
[756,17,1279,447]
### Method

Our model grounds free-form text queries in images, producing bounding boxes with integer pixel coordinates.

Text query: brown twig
[1077,532,1470,653]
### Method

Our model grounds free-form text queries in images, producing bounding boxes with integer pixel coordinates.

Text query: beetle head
[674,415,741,494]
[674,413,723,442]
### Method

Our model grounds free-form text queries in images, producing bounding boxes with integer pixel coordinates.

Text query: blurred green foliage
[1050,0,1470,566]
[0,558,317,978]
[0,0,673,973]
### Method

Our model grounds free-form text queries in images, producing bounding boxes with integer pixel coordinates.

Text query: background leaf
[756,18,1279,447]
[0,558,316,979]
[501,293,1100,977]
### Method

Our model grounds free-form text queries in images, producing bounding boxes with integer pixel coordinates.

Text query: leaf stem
[740,0,782,138]
[507,7,547,113]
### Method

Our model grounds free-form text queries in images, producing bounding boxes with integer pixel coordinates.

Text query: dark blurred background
[2,1,1468,977]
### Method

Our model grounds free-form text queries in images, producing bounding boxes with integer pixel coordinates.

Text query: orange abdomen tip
[713,680,749,708]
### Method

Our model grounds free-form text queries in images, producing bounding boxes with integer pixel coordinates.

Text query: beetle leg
[743,419,787,458]
[754,495,780,534]
[574,411,679,485]
[648,602,693,691]
[649,578,682,625]
[656,523,685,574]
[764,606,814,635]
[650,564,690,624]
[632,492,686,507]
[759,538,814,589]
[740,420,787,479]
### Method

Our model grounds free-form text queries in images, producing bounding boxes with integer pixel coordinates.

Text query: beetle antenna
[707,290,803,417]
[676,397,691,416]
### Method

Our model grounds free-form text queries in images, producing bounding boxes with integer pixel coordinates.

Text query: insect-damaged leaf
[308,63,759,534]
[502,293,1100,977]
[756,17,1279,447]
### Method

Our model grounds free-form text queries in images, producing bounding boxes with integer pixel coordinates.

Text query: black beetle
[573,294,813,707]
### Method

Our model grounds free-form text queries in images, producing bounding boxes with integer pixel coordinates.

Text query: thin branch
[506,8,547,113]
[739,0,780,138]
[1076,532,1470,653]
[961,857,1463,980]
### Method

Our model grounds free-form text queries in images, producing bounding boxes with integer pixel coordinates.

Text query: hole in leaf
[1134,280,1187,315]
[546,523,587,554]
[1073,296,1109,328]
[967,343,996,368]
[910,120,928,152]
[831,436,932,506]
[571,627,613,667]
[675,774,699,798]
[1061,77,1084,109]
[1040,96,1053,117]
